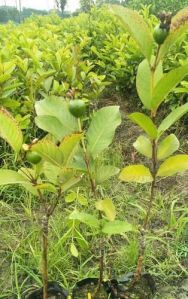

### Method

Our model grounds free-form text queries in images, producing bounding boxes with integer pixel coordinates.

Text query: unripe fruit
[69,100,86,118]
[26,151,42,164]
[153,24,169,45]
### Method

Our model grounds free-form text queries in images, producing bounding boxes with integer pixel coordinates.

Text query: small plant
[111,4,188,283]
[67,101,135,297]
[0,101,84,298]
[36,94,135,297]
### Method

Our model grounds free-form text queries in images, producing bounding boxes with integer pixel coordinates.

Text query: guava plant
[0,104,84,299]
[36,96,135,297]
[111,5,188,282]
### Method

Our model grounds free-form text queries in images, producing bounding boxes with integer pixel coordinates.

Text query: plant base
[20,281,68,299]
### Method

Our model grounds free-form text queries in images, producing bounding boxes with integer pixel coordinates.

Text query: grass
[1,177,188,297]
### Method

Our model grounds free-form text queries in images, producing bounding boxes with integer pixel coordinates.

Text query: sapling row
[111,4,188,285]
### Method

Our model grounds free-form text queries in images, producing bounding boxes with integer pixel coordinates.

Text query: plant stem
[98,211,104,292]
[42,214,49,299]
[78,118,104,296]
[133,45,161,283]
[133,139,157,283]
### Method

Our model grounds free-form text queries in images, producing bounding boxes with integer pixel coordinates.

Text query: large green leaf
[59,133,82,167]
[0,169,36,195]
[35,115,65,140]
[158,103,188,136]
[31,140,64,167]
[157,134,179,160]
[136,59,162,109]
[157,155,188,177]
[129,112,158,140]
[61,173,82,192]
[43,162,61,184]
[102,220,134,235]
[133,135,152,158]
[0,169,30,185]
[158,7,188,62]
[109,5,153,60]
[0,107,23,153]
[96,198,116,221]
[69,210,100,228]
[119,165,153,183]
[94,165,119,184]
[87,106,121,159]
[35,96,78,139]
[151,64,188,110]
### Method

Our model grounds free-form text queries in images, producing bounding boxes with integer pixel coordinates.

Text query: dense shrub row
[0,6,187,127]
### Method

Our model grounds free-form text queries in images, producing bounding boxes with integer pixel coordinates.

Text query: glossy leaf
[119,165,153,183]
[158,103,188,136]
[96,198,116,221]
[136,59,162,109]
[133,135,152,158]
[157,134,179,160]
[152,64,188,110]
[129,112,158,140]
[102,220,134,235]
[31,140,64,167]
[0,107,23,153]
[157,155,188,177]
[87,106,121,159]
[110,5,153,60]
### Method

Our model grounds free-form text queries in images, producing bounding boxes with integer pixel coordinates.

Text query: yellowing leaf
[96,198,116,221]
[157,134,179,160]
[119,165,153,183]
[0,107,23,153]
[133,135,152,158]
[157,155,188,177]
[70,243,79,258]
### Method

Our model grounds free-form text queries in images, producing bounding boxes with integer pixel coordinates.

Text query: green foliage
[0,107,23,153]
[110,5,153,61]
[86,106,121,158]
[125,0,188,15]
